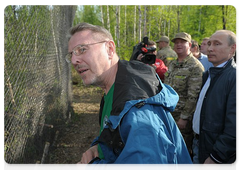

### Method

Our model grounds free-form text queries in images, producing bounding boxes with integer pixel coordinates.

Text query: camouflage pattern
[156,46,178,67]
[164,52,204,156]
[164,52,204,121]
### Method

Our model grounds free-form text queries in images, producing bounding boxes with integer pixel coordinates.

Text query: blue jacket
[91,60,192,164]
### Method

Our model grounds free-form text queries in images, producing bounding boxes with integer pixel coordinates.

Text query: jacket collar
[203,58,235,82]
[108,60,179,129]
[111,60,161,116]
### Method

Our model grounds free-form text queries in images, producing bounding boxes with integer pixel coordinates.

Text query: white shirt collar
[216,60,228,68]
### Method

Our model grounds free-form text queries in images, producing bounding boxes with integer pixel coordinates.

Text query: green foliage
[73,5,236,61]
[74,5,101,26]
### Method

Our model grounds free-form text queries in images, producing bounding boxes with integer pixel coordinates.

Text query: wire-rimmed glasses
[65,40,108,63]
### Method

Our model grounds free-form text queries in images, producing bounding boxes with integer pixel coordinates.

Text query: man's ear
[106,40,116,59]
[188,42,192,48]
[230,44,236,56]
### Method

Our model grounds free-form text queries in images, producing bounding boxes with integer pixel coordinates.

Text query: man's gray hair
[68,22,113,41]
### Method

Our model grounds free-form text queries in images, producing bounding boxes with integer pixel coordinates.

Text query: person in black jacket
[192,30,236,163]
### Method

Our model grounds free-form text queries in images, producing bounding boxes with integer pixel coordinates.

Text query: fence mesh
[4,5,77,163]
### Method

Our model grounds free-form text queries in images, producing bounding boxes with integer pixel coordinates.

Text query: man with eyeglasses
[66,22,192,164]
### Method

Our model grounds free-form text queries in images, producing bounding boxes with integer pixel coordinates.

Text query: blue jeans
[192,136,199,164]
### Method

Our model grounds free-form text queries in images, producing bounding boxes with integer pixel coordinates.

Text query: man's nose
[207,44,213,52]
[71,54,82,64]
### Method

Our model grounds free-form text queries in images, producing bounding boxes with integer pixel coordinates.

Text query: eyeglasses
[65,40,108,63]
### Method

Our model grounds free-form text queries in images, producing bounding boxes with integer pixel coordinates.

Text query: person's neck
[100,57,119,94]
[195,52,200,59]
[162,45,168,49]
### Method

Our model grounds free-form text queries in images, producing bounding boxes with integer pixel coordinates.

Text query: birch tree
[100,5,104,26]
[177,5,180,33]
[115,6,120,52]
[75,5,236,60]
[106,5,110,31]
[138,5,142,42]
[124,5,127,44]
[133,5,136,42]
[143,5,147,37]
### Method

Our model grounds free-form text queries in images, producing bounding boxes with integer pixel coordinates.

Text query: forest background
[73,5,236,60]
[2,4,237,164]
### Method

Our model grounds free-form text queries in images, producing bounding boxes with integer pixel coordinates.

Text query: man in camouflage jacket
[156,36,178,67]
[164,32,204,157]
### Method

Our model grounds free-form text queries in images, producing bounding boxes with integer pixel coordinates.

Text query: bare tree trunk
[134,6,136,42]
[50,9,61,83]
[148,6,152,38]
[163,19,166,35]
[100,5,104,26]
[143,5,147,36]
[222,5,226,29]
[225,0,229,29]
[167,6,171,37]
[124,5,127,44]
[159,16,162,38]
[198,6,202,32]
[177,5,180,32]
[138,5,142,42]
[116,6,120,51]
[168,20,170,37]
[107,5,110,31]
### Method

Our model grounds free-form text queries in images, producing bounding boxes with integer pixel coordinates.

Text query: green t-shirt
[98,84,114,159]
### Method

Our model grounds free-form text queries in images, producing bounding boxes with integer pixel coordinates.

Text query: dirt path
[44,85,240,170]
[49,85,102,163]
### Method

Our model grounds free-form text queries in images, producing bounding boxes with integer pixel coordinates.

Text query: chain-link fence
[4,5,77,163]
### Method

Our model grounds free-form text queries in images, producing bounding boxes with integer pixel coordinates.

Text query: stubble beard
[81,74,102,87]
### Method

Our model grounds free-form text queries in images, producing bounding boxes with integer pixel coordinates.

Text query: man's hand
[202,157,220,170]
[177,118,188,129]
[77,145,98,170]
[78,145,99,164]
[136,53,143,61]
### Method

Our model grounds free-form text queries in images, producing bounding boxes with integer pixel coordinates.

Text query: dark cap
[171,32,191,43]
[156,36,169,43]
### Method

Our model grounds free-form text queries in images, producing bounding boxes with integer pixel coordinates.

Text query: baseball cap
[156,36,169,43]
[171,32,191,43]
